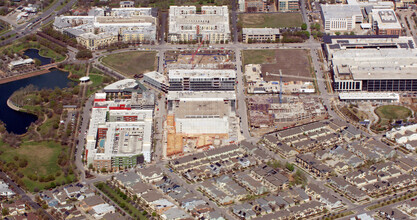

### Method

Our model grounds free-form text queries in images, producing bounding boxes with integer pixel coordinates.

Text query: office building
[278,0,299,12]
[370,9,402,35]
[143,71,169,92]
[324,35,417,92]
[242,28,280,43]
[168,69,236,91]
[320,4,363,32]
[168,6,230,43]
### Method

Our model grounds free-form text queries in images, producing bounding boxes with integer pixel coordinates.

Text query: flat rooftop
[174,101,230,119]
[167,91,236,101]
[339,92,400,100]
[321,4,362,19]
[168,69,236,79]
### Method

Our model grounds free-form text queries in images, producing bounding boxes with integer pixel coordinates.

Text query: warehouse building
[320,4,363,32]
[324,35,417,92]
[168,69,236,91]
[168,6,230,43]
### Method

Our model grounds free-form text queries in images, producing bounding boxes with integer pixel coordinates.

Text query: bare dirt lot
[244,49,312,82]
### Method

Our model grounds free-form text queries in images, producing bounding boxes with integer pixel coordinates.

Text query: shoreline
[0,69,50,85]
[6,98,21,111]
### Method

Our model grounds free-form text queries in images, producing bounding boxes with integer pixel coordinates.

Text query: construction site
[247,95,328,136]
[164,91,240,157]
[165,49,236,70]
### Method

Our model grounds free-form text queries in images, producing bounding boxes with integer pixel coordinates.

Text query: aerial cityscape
[0,0,417,219]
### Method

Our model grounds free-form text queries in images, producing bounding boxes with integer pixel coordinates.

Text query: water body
[0,69,71,134]
[23,48,52,65]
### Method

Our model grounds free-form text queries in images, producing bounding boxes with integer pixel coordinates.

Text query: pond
[0,69,71,134]
[23,48,52,65]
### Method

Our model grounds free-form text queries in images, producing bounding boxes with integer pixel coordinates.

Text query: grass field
[101,51,157,77]
[375,105,412,126]
[239,13,303,28]
[242,50,276,66]
[0,141,75,191]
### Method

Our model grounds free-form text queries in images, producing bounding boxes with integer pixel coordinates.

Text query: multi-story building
[323,35,417,92]
[168,6,230,43]
[85,88,154,172]
[242,28,280,43]
[320,4,363,32]
[168,69,236,91]
[53,7,157,50]
[277,0,299,12]
[143,71,169,92]
[370,9,402,35]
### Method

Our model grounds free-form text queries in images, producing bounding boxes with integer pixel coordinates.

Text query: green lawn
[64,64,87,79]
[95,182,147,220]
[0,141,74,191]
[242,49,276,66]
[101,51,157,77]
[375,105,412,126]
[38,114,60,137]
[3,41,65,62]
[239,13,303,28]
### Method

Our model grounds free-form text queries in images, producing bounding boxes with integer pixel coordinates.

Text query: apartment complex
[168,69,236,91]
[85,90,154,172]
[168,6,230,43]
[320,4,362,32]
[324,35,417,92]
[277,0,299,12]
[53,7,157,50]
[370,9,402,35]
[242,28,280,43]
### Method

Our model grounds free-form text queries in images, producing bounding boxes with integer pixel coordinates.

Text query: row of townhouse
[295,154,331,178]
[250,166,289,192]
[306,184,344,210]
[250,201,326,220]
[234,172,269,195]
[263,120,354,156]
[328,176,369,203]
[346,139,396,162]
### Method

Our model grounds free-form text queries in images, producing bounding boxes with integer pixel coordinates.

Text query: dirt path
[33,113,47,139]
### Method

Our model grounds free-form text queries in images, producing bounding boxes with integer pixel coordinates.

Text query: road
[0,0,77,46]
[0,171,54,219]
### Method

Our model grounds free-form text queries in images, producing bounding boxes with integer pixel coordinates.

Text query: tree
[2,208,9,216]
[33,58,42,66]
[285,162,295,172]
[335,32,341,36]
[76,49,93,59]
[301,23,307,30]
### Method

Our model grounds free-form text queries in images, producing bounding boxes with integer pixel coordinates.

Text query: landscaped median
[366,190,417,211]
[95,182,148,220]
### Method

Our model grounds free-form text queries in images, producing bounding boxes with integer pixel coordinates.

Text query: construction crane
[279,69,283,104]
[189,37,206,64]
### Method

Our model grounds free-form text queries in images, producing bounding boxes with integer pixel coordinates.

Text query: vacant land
[243,49,312,82]
[375,105,412,126]
[239,13,303,28]
[0,141,75,191]
[242,50,276,66]
[101,51,157,77]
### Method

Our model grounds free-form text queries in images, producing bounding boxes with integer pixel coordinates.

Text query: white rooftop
[339,92,400,100]
[168,69,236,79]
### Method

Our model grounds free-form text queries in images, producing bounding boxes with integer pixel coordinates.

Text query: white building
[8,58,34,70]
[320,4,363,32]
[168,6,230,43]
[143,71,169,92]
[168,69,236,91]
[53,7,157,50]
[86,93,154,172]
[339,92,400,103]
